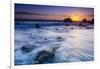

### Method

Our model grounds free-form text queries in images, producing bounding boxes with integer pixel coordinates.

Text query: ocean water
[15,21,94,65]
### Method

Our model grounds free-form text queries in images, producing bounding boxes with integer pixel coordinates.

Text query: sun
[71,15,80,21]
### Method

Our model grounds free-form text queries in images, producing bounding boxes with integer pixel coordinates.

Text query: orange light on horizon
[71,15,81,21]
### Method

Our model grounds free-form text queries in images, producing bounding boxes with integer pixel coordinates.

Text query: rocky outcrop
[34,46,59,64]
[21,45,37,53]
[34,50,54,64]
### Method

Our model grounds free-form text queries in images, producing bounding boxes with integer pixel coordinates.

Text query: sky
[15,3,94,21]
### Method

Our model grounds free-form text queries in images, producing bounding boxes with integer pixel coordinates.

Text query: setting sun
[71,15,81,21]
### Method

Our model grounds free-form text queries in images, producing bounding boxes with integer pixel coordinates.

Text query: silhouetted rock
[91,18,94,24]
[63,18,73,22]
[81,18,88,23]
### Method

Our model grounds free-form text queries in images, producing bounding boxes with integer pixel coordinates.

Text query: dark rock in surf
[45,38,48,40]
[56,37,64,41]
[70,28,74,29]
[55,28,59,30]
[52,46,59,52]
[34,50,54,64]
[21,45,37,53]
[35,24,40,28]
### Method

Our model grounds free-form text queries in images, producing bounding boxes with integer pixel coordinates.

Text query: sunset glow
[15,4,94,21]
[71,15,81,21]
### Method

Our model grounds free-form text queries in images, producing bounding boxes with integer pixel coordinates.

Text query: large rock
[34,50,54,64]
[21,45,37,53]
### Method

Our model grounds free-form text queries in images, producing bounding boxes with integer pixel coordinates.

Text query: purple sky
[15,3,94,21]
